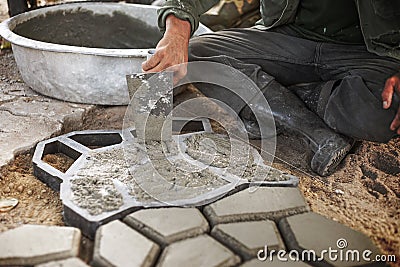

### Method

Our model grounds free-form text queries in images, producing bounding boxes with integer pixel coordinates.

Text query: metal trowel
[126,71,173,142]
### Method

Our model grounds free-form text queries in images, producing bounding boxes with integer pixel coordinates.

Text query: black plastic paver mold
[33,125,298,239]
[172,117,212,134]
[69,132,123,149]
[33,138,84,191]
[33,130,128,192]
[62,202,139,239]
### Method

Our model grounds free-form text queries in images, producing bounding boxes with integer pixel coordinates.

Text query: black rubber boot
[240,80,353,176]
[289,83,322,115]
[240,111,283,139]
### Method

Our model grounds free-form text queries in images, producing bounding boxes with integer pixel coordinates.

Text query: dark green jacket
[158,0,400,60]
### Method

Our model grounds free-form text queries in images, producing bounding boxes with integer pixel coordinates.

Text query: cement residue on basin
[184,133,290,182]
[13,10,162,49]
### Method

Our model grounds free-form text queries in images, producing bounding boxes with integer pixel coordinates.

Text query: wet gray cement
[70,141,228,214]
[14,10,162,49]
[71,175,124,216]
[184,133,290,182]
[70,132,291,215]
[71,145,152,215]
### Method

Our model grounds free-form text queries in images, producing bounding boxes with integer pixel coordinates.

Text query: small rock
[334,189,344,195]
[16,185,24,193]
[41,189,47,194]
[44,199,49,204]
[27,190,33,196]
[3,187,11,193]
[9,183,15,189]
[0,198,19,212]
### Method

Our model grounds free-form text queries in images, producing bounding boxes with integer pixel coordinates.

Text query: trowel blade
[126,72,173,142]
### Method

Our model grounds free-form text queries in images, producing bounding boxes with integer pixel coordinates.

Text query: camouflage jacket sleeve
[158,0,219,35]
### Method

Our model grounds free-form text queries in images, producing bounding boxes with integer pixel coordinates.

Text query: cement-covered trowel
[126,71,173,143]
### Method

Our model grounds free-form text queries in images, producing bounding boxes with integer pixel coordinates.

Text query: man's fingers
[147,60,171,73]
[142,51,162,71]
[167,64,187,84]
[390,108,400,134]
[382,78,394,109]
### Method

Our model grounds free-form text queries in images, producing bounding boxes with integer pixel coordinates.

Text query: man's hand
[382,72,400,134]
[142,15,191,83]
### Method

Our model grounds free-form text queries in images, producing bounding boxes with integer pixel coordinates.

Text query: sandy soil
[0,1,398,266]
[273,134,400,264]
[0,154,64,232]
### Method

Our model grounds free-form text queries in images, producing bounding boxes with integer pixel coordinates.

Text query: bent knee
[323,76,398,142]
[188,36,217,60]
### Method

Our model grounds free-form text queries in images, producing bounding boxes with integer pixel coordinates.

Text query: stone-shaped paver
[0,110,61,166]
[157,235,241,267]
[0,97,88,124]
[93,220,160,267]
[0,225,81,266]
[124,207,209,246]
[279,212,384,267]
[204,187,308,225]
[211,220,285,260]
[0,96,92,167]
[241,258,311,266]
[36,257,89,267]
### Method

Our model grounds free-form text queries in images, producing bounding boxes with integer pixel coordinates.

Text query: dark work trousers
[188,26,400,142]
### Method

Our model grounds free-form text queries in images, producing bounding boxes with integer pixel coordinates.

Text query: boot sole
[311,141,353,176]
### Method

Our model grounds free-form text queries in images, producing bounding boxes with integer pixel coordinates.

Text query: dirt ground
[274,135,400,263]
[0,1,398,266]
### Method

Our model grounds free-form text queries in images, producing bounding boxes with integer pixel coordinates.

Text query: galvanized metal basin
[0,3,211,105]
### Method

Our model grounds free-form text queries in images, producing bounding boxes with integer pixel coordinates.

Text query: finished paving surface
[0,187,385,267]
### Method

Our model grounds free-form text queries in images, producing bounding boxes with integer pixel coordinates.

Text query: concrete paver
[157,235,241,267]
[211,220,285,260]
[279,212,384,267]
[0,110,61,166]
[0,97,92,167]
[36,257,90,267]
[204,187,308,225]
[93,220,160,267]
[0,225,81,266]
[124,207,209,245]
[1,97,88,124]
